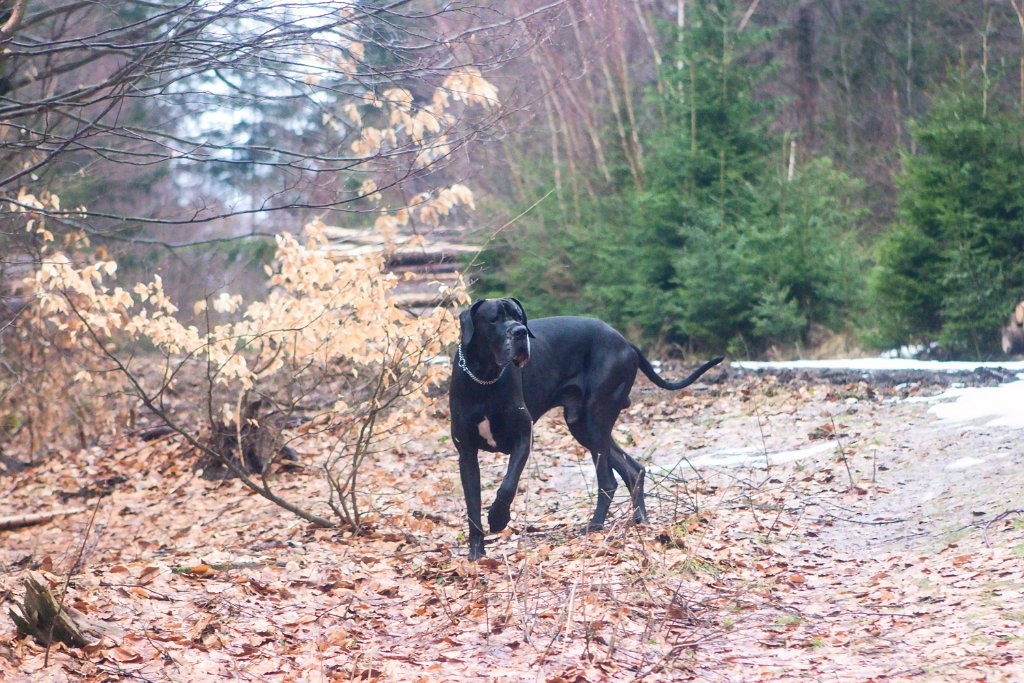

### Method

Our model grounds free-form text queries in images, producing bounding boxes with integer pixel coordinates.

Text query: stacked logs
[320,226,478,312]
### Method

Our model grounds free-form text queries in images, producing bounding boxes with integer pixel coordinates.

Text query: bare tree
[0,0,566,246]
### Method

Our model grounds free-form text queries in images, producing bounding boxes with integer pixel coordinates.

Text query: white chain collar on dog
[457,344,508,385]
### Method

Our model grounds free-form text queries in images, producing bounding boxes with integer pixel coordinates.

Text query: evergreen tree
[871,77,1024,355]
[484,0,867,355]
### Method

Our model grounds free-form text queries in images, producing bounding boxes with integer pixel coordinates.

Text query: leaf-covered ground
[2,373,1022,681]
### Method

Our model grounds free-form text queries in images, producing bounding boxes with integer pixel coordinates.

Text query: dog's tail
[634,350,724,391]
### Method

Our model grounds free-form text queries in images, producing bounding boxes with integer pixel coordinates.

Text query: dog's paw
[468,543,485,561]
[632,508,649,525]
[582,521,604,535]
[488,504,511,533]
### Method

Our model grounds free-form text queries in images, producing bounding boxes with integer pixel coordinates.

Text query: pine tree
[871,76,1024,355]
[484,1,867,355]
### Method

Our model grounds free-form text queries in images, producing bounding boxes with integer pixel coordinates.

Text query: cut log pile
[320,226,478,311]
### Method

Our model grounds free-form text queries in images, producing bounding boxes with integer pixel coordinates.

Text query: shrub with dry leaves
[26,219,467,529]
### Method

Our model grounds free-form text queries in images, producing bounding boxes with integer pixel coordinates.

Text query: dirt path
[1,372,1021,681]
[622,373,1024,681]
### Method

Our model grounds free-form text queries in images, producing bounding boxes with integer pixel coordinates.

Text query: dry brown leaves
[1,376,1023,681]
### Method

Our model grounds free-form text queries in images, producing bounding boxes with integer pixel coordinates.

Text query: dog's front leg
[457,443,485,560]
[488,423,532,534]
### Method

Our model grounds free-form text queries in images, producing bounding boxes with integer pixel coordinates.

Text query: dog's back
[516,316,638,418]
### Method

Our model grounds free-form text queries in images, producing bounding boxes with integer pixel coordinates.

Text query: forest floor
[1,366,1023,682]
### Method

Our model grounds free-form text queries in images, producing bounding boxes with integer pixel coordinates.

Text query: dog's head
[460,297,535,368]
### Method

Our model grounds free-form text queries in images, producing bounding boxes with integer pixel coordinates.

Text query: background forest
[474,0,1024,359]
[3,0,1024,360]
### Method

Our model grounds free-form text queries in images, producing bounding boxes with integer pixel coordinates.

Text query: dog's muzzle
[510,327,530,367]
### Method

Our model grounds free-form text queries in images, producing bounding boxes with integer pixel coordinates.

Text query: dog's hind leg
[565,410,612,531]
[582,400,631,532]
[567,380,646,530]
[586,443,617,532]
[571,412,645,520]
[609,444,648,524]
[565,411,616,532]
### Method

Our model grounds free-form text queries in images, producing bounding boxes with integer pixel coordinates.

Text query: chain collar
[457,344,508,385]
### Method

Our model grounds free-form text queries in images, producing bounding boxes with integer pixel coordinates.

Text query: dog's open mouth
[512,355,529,368]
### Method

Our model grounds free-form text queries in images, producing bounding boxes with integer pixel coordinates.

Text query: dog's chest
[477,418,498,448]
[458,409,529,453]
[471,414,511,452]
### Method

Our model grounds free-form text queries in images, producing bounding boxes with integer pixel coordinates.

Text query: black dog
[450,297,723,560]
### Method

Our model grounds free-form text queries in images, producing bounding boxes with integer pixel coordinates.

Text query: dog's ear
[460,300,484,346]
[508,297,536,339]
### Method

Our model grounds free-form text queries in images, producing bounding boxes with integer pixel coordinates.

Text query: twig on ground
[829,412,856,490]
[755,406,770,474]
[501,550,532,642]
[0,508,86,531]
[982,508,1024,548]
[816,514,906,525]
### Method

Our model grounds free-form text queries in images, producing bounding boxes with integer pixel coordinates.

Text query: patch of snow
[732,358,1024,373]
[733,356,1019,430]
[731,355,1024,431]
[925,380,1024,429]
[658,441,836,471]
[905,388,969,404]
[946,456,988,470]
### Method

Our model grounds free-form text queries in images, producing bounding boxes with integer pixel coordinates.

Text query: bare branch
[0,0,28,41]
